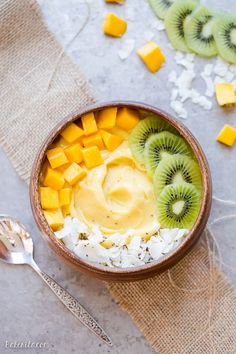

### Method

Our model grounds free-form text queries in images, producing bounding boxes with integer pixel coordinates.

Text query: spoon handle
[30,260,112,346]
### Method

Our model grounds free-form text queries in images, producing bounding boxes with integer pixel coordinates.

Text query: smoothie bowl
[30,102,212,282]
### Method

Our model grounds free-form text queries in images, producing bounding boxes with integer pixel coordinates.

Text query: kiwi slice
[157,182,201,229]
[165,0,198,52]
[148,0,176,20]
[144,131,192,176]
[129,116,177,162]
[213,14,236,64]
[153,154,202,196]
[184,6,218,57]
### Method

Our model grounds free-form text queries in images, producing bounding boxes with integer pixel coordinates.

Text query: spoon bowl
[0,215,33,265]
[0,215,112,346]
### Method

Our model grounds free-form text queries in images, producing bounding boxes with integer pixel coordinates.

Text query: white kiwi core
[172,200,185,215]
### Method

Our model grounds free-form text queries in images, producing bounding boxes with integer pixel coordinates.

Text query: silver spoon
[0,215,112,347]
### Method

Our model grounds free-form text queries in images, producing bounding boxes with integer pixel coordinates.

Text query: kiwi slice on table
[129,116,177,163]
[144,131,192,177]
[165,0,198,52]
[213,14,236,64]
[184,6,218,57]
[153,154,202,196]
[148,0,176,20]
[157,182,201,229]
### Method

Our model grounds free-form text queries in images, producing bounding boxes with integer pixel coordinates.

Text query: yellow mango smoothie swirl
[69,142,159,238]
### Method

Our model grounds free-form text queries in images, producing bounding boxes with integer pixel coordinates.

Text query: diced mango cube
[62,205,71,217]
[46,147,68,169]
[105,0,124,4]
[64,143,83,164]
[97,107,117,130]
[64,163,86,185]
[216,125,236,147]
[60,123,84,143]
[59,188,72,206]
[82,132,105,150]
[215,83,236,106]
[100,239,114,249]
[81,112,98,136]
[40,187,59,209]
[56,137,70,148]
[116,107,140,131]
[103,13,127,38]
[137,41,166,73]
[43,209,64,231]
[82,146,104,169]
[100,130,123,151]
[109,126,129,140]
[44,168,64,191]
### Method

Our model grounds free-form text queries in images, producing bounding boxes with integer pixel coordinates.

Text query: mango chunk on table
[97,107,117,130]
[64,143,83,163]
[137,41,166,73]
[82,132,105,150]
[105,0,124,3]
[40,187,59,209]
[43,209,64,231]
[215,83,236,106]
[44,167,64,190]
[46,147,68,169]
[81,112,98,136]
[217,125,236,147]
[82,146,104,169]
[64,163,86,185]
[100,130,123,151]
[116,107,140,130]
[59,188,72,206]
[103,13,127,38]
[60,123,84,143]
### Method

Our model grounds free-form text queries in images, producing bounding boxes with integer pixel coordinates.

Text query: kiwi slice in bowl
[157,182,201,229]
[164,0,198,52]
[184,6,218,57]
[144,131,192,176]
[148,0,176,20]
[129,116,177,163]
[153,154,202,196]
[213,14,236,64]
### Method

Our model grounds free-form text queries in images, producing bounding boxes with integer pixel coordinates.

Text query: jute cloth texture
[1,1,236,353]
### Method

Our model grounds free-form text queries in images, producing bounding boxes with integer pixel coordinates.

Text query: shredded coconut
[55,217,188,268]
[118,39,135,60]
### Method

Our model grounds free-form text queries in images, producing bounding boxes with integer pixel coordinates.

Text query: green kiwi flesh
[184,6,218,57]
[157,182,201,229]
[144,131,192,176]
[148,0,176,20]
[165,0,198,52]
[129,116,177,162]
[153,154,202,196]
[213,14,236,64]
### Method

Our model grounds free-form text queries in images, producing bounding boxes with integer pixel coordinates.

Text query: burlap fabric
[1,1,236,353]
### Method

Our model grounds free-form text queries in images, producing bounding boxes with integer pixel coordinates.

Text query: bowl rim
[30,100,212,278]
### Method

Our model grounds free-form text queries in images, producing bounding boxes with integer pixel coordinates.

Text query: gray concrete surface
[1,0,236,353]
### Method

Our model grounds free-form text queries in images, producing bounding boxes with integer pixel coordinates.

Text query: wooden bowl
[30,101,212,282]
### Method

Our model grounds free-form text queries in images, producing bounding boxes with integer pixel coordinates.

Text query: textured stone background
[0,0,236,353]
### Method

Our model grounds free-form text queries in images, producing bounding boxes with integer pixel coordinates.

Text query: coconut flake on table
[213,57,229,77]
[118,38,135,60]
[170,100,188,119]
[200,73,215,97]
[149,18,165,31]
[143,30,155,41]
[203,63,213,76]
[124,5,135,21]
